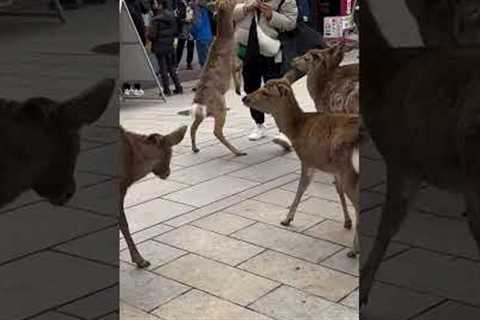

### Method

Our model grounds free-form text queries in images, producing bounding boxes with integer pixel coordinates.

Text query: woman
[176,0,196,69]
[234,0,297,142]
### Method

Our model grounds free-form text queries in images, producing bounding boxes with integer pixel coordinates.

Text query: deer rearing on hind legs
[243,78,360,257]
[190,0,247,156]
[361,0,480,307]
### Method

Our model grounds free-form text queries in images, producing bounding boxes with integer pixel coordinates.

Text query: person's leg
[166,53,183,93]
[176,38,186,66]
[156,53,171,95]
[242,57,266,140]
[187,39,195,68]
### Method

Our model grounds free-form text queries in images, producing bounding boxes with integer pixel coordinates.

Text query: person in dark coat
[149,0,184,95]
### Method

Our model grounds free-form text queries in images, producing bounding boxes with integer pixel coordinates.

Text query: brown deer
[0,79,115,209]
[190,0,247,156]
[291,44,359,231]
[243,78,360,256]
[361,0,480,306]
[120,125,187,268]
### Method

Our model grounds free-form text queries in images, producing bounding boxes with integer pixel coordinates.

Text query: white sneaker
[123,88,133,96]
[133,88,144,97]
[272,132,292,151]
[248,124,266,141]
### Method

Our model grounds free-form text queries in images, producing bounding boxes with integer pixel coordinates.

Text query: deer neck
[271,95,303,139]
[216,9,234,39]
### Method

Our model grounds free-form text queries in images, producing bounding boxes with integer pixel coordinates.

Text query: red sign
[340,0,353,16]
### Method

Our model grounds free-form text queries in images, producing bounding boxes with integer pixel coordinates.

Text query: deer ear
[147,134,160,144]
[59,78,116,128]
[165,125,188,146]
[276,81,291,96]
[21,98,52,122]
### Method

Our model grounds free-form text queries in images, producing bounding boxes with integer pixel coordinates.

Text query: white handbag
[256,18,281,57]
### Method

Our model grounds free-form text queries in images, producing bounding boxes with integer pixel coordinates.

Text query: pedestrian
[191,0,214,68]
[123,0,149,97]
[149,0,184,96]
[234,0,297,143]
[176,0,196,69]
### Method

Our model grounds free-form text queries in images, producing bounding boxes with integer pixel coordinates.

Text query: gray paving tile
[360,158,386,190]
[164,176,259,207]
[298,196,355,222]
[55,227,118,266]
[156,254,279,306]
[223,142,291,166]
[169,158,247,185]
[340,289,358,310]
[98,312,119,320]
[238,251,357,302]
[250,285,358,320]
[413,301,480,320]
[225,199,323,232]
[67,180,120,216]
[153,289,272,320]
[125,198,194,233]
[304,220,355,247]
[362,282,442,320]
[376,249,480,307]
[282,181,350,204]
[155,225,264,266]
[229,157,300,183]
[232,223,342,263]
[120,303,161,320]
[120,224,174,251]
[191,212,256,235]
[59,286,118,320]
[120,240,186,269]
[0,251,116,320]
[30,312,78,320]
[254,188,309,209]
[120,262,189,312]
[0,203,114,264]
[124,179,189,208]
[321,248,359,276]
[77,143,120,177]
[415,187,466,218]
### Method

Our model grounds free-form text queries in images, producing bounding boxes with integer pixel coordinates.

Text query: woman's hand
[255,0,273,20]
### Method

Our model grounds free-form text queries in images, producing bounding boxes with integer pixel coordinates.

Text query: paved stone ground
[119,52,360,320]
[360,114,480,317]
[0,2,119,319]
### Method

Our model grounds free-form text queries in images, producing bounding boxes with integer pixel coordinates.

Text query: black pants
[156,53,181,93]
[176,39,195,66]
[242,55,282,125]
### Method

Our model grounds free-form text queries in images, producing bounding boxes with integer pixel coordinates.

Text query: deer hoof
[347,251,357,259]
[192,147,200,153]
[280,219,292,226]
[135,258,151,269]
[236,152,247,157]
[344,220,353,230]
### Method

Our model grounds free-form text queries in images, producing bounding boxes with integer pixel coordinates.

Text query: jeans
[242,55,282,125]
[176,39,195,66]
[156,53,182,93]
[196,39,212,67]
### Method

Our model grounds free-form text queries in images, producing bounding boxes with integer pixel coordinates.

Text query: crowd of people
[123,0,355,142]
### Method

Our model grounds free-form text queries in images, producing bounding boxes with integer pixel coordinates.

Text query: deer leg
[191,113,204,153]
[119,193,150,268]
[338,168,359,258]
[334,176,352,229]
[281,165,315,226]
[360,169,420,306]
[214,109,247,156]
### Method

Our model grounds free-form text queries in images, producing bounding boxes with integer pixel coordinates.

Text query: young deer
[120,125,187,268]
[361,0,480,305]
[291,44,359,231]
[243,79,360,256]
[190,0,247,156]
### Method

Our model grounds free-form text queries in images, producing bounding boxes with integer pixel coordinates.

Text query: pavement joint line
[0,223,117,268]
[404,298,449,320]
[50,248,118,269]
[124,188,198,210]
[146,287,195,315]
[92,310,120,320]
[52,309,88,320]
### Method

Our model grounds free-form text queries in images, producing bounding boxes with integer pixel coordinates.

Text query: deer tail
[192,103,207,119]
[352,145,360,174]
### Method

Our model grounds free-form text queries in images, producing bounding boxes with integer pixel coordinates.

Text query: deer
[242,78,360,257]
[190,0,247,156]
[287,44,359,233]
[0,79,115,209]
[120,125,187,268]
[360,0,480,306]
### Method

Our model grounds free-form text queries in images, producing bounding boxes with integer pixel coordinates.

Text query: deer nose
[242,96,249,104]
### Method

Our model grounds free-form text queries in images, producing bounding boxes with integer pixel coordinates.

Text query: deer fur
[190,0,246,156]
[120,126,187,268]
[361,0,480,306]
[0,79,114,209]
[243,78,360,256]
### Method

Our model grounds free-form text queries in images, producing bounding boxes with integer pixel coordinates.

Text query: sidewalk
[119,54,360,320]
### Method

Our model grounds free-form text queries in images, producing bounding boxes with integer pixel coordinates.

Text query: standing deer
[361,0,480,306]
